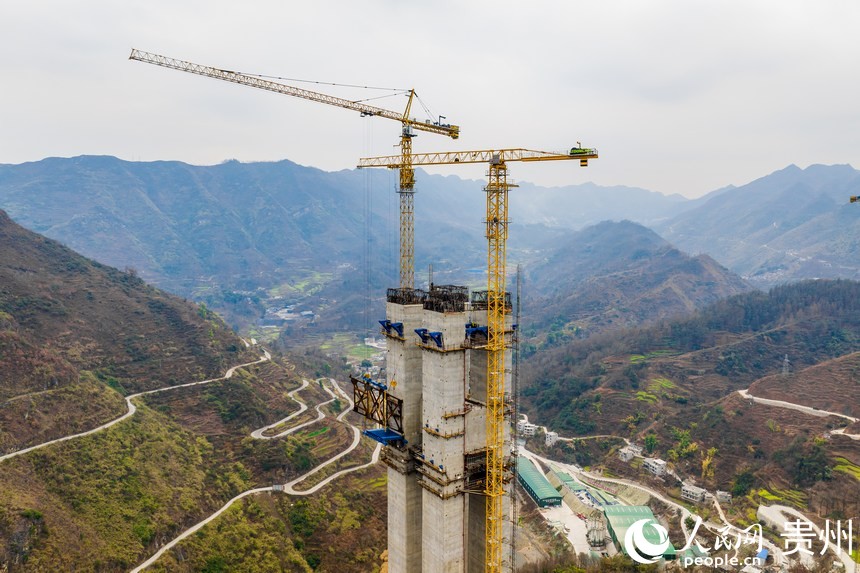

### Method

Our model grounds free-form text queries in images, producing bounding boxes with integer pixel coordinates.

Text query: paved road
[519,414,628,444]
[738,388,859,439]
[250,379,310,439]
[133,377,382,572]
[0,352,271,464]
[1,344,382,571]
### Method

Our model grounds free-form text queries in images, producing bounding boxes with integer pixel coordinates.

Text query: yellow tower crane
[129,49,459,290]
[359,146,599,573]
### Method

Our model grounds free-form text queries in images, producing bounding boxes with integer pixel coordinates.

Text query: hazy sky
[2,1,858,197]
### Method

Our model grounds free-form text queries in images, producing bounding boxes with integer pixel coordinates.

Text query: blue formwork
[363,428,405,446]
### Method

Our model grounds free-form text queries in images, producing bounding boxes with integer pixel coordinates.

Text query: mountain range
[0,208,251,452]
[520,279,860,521]
[2,153,859,570]
[656,163,860,285]
[523,220,751,342]
[1,156,858,338]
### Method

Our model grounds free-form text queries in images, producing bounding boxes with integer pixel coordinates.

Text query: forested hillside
[0,156,697,336]
[657,164,860,286]
[0,209,252,451]
[521,279,860,520]
[522,221,751,344]
[0,211,386,571]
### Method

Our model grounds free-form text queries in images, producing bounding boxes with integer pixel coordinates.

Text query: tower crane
[359,146,598,573]
[129,49,460,290]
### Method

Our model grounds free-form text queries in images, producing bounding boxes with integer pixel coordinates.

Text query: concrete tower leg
[383,298,425,573]
[388,464,423,573]
[418,286,469,572]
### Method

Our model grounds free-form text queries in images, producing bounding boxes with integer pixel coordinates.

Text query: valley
[1,156,859,572]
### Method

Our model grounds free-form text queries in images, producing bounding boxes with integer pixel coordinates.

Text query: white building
[618,447,635,462]
[642,457,667,477]
[681,483,707,503]
[545,431,559,446]
[517,421,537,437]
[715,490,732,504]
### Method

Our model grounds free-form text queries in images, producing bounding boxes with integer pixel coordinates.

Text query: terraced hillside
[0,211,386,571]
[0,209,253,452]
[521,280,860,520]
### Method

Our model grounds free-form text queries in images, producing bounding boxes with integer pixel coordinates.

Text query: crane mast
[484,157,509,573]
[129,49,459,290]
[360,145,598,572]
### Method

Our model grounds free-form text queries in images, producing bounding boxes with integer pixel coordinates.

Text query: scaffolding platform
[364,428,406,446]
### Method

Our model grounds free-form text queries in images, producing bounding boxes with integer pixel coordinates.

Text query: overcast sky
[2,1,858,198]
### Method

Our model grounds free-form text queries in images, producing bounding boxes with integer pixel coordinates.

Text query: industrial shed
[603,505,676,560]
[517,456,563,508]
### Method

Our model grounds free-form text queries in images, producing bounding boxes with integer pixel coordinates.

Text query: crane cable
[363,118,374,346]
[244,72,404,92]
[248,71,441,122]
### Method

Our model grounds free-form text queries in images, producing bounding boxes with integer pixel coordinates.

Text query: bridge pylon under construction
[351,285,515,572]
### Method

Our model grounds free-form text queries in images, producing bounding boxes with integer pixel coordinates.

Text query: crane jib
[128,49,458,139]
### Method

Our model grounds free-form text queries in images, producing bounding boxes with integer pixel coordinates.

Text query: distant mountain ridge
[520,279,860,520]
[0,155,694,332]
[524,220,752,340]
[0,209,386,571]
[510,180,689,228]
[656,163,860,286]
[3,156,858,335]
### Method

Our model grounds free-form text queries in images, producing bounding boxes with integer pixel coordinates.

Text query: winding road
[132,375,382,572]
[523,385,860,570]
[0,351,271,464]
[250,379,310,439]
[0,347,382,572]
[738,388,860,440]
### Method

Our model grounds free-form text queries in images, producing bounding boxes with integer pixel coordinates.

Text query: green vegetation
[757,488,781,501]
[245,325,281,344]
[0,372,128,453]
[0,406,251,569]
[305,427,329,439]
[318,332,375,361]
[833,457,860,481]
[148,499,312,573]
[629,351,676,365]
[731,469,756,496]
[268,271,333,298]
[666,426,698,461]
[770,486,807,508]
[774,438,831,487]
[644,433,658,454]
[647,377,676,392]
[634,391,658,404]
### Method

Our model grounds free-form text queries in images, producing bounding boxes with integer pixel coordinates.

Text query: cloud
[1,0,858,196]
